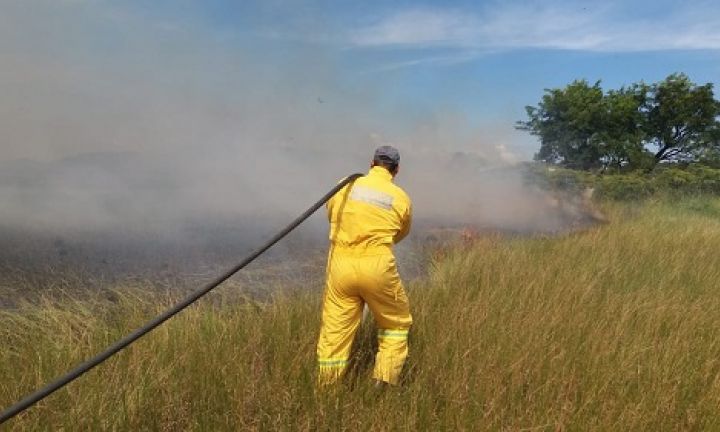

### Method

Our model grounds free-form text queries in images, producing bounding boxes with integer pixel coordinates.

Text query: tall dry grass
[2,198,720,430]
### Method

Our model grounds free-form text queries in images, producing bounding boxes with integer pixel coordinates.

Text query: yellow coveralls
[317,166,413,385]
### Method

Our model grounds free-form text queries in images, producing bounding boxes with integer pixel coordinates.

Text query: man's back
[327,166,412,253]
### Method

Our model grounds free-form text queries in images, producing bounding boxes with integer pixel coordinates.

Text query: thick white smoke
[0,1,569,240]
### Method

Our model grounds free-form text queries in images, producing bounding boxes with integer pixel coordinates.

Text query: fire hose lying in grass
[0,173,363,424]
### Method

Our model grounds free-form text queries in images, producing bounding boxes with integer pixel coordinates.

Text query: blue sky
[2,0,720,161]
[125,0,720,157]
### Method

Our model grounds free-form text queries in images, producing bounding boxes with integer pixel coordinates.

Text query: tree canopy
[518,74,720,170]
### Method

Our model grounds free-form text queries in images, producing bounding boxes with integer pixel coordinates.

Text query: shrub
[527,163,720,201]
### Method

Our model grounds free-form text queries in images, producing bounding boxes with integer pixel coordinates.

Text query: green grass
[2,198,720,430]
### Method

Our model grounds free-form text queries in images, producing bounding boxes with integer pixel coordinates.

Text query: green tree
[519,80,605,170]
[596,84,651,170]
[519,74,720,171]
[644,73,720,165]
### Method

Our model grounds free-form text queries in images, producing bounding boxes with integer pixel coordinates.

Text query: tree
[596,84,650,170]
[644,73,720,164]
[518,80,605,170]
[518,74,720,171]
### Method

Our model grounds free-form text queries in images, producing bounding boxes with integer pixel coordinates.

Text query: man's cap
[373,145,400,165]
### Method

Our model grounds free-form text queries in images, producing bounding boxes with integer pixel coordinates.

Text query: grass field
[2,198,720,430]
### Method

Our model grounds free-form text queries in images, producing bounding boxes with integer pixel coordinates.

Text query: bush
[595,172,655,200]
[527,163,720,201]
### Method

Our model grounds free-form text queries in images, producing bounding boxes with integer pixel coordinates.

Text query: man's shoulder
[394,184,410,201]
[387,183,411,207]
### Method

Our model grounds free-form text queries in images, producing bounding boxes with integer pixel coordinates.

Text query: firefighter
[317,146,413,386]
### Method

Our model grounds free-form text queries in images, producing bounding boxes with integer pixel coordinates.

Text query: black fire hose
[0,173,363,424]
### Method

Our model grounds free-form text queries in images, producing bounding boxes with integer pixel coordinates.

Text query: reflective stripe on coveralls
[318,358,349,367]
[378,329,409,339]
[317,166,413,386]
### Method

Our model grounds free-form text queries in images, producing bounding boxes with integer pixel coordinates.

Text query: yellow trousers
[317,251,412,385]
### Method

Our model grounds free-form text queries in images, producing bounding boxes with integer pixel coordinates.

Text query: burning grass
[2,197,720,430]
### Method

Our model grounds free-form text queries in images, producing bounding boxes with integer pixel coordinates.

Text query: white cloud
[349,3,720,52]
[351,9,479,47]
[360,50,482,73]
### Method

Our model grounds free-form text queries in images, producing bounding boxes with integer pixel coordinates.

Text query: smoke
[0,1,568,242]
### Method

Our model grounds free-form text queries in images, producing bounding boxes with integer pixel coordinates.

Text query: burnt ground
[0,197,605,308]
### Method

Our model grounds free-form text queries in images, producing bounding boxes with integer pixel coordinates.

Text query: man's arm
[393,202,412,244]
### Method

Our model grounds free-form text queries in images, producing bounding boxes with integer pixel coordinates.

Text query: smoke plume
[0,1,569,245]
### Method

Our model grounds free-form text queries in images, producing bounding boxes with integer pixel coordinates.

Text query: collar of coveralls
[368,165,394,181]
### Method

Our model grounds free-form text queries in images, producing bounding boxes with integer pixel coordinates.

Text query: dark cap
[373,145,400,165]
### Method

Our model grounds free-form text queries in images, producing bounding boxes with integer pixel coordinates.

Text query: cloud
[349,2,720,53]
[359,50,482,73]
[350,9,479,47]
